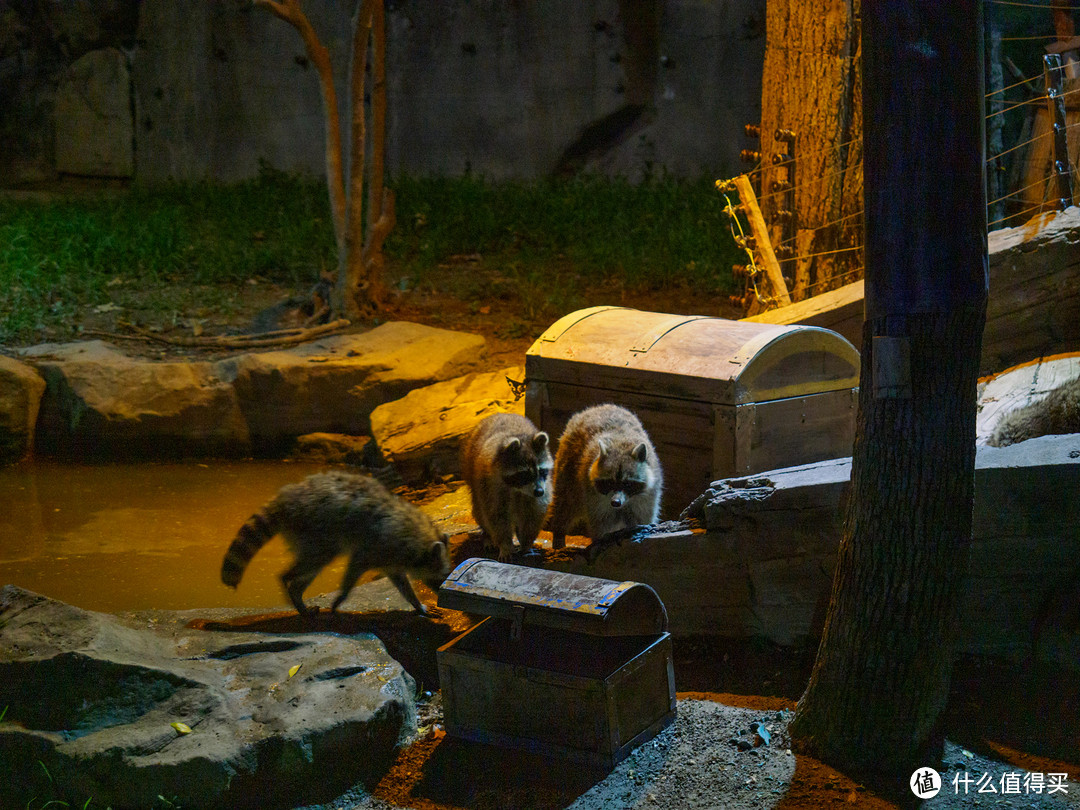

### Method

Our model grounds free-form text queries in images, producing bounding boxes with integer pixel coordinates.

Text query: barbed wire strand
[988,200,1060,229]
[988,128,1051,163]
[775,209,865,248]
[986,71,1046,98]
[987,173,1059,207]
[986,94,1047,119]
[989,0,1078,8]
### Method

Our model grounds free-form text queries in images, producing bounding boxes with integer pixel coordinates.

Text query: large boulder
[0,355,46,463]
[0,585,419,809]
[23,341,250,458]
[225,322,487,452]
[370,365,525,483]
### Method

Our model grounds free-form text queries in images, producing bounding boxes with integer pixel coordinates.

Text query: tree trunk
[789,0,988,782]
[758,0,861,301]
[341,0,374,321]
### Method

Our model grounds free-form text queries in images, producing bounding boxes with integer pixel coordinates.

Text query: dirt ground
[34,275,1080,809]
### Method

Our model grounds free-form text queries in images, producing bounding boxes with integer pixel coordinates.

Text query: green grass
[389,173,742,292]
[0,169,740,344]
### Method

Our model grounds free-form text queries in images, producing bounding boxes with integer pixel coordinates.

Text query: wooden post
[1044,52,1074,210]
[790,0,989,779]
[733,175,792,307]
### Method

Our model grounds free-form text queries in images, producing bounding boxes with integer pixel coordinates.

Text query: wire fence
[719,13,1080,310]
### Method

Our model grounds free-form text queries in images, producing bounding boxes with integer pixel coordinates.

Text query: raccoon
[460,413,553,561]
[245,273,334,334]
[547,404,662,549]
[988,374,1080,447]
[221,471,451,617]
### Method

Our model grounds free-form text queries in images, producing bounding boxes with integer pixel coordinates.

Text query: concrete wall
[4,0,766,185]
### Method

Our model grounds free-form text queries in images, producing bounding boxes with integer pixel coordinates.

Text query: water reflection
[0,460,347,613]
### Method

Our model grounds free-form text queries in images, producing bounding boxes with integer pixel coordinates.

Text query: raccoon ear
[432,539,449,563]
[632,442,648,462]
[532,431,549,451]
[501,437,522,456]
[597,438,608,458]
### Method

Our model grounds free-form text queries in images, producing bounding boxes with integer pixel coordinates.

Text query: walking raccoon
[988,374,1080,447]
[221,471,451,617]
[245,273,334,334]
[460,413,553,561]
[547,404,662,549]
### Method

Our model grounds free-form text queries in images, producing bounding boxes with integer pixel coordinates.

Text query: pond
[0,460,363,613]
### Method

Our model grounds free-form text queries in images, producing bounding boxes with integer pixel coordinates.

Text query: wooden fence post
[1044,52,1074,210]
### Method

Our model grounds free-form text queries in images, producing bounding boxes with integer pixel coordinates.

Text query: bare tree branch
[255,0,347,253]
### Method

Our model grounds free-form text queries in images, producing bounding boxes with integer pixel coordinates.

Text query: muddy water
[0,460,360,613]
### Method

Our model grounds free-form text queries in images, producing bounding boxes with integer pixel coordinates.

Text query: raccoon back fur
[221,471,450,616]
[547,404,662,548]
[461,413,552,561]
[244,273,334,334]
[988,374,1080,447]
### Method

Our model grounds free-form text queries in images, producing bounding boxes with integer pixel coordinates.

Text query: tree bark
[789,0,989,781]
[758,0,862,301]
[341,0,375,321]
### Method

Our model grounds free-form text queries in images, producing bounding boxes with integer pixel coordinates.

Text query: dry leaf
[171,722,192,734]
[288,663,302,679]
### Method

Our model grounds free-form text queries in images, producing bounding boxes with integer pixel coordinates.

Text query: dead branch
[87,319,351,350]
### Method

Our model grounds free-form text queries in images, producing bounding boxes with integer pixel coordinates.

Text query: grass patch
[388,173,742,294]
[0,170,740,344]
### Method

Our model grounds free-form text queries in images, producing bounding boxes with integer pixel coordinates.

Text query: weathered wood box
[525,306,860,515]
[436,558,676,769]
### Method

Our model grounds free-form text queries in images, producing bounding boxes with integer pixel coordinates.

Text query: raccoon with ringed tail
[221,471,451,617]
[461,413,553,561]
[547,403,662,549]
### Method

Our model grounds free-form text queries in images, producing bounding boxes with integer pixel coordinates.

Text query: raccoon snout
[533,484,546,498]
[610,493,626,509]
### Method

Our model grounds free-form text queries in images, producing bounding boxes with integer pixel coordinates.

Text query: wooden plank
[733,174,792,307]
[743,279,864,349]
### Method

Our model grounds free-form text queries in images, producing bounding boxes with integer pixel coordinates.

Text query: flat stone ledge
[0,584,421,809]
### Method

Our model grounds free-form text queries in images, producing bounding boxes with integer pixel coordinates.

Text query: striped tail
[221,510,277,588]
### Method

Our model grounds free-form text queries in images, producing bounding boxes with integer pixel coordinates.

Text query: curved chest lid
[438,557,668,637]
[526,307,860,404]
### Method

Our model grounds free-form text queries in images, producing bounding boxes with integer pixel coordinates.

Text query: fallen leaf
[478,305,491,315]
[288,663,302,679]
[171,722,192,734]
[92,303,121,314]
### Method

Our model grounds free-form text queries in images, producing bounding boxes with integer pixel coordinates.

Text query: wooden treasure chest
[525,306,860,515]
[436,558,676,769]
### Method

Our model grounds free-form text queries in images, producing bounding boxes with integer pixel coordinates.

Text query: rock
[370,365,525,484]
[292,432,378,466]
[543,436,1080,655]
[54,48,134,178]
[0,355,46,463]
[226,323,487,452]
[0,585,418,809]
[23,341,250,458]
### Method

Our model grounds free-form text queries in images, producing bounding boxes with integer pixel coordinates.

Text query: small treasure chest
[436,558,676,769]
[525,306,860,515]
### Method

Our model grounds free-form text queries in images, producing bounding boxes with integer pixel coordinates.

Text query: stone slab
[370,365,525,483]
[225,322,487,451]
[0,584,419,809]
[0,355,46,463]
